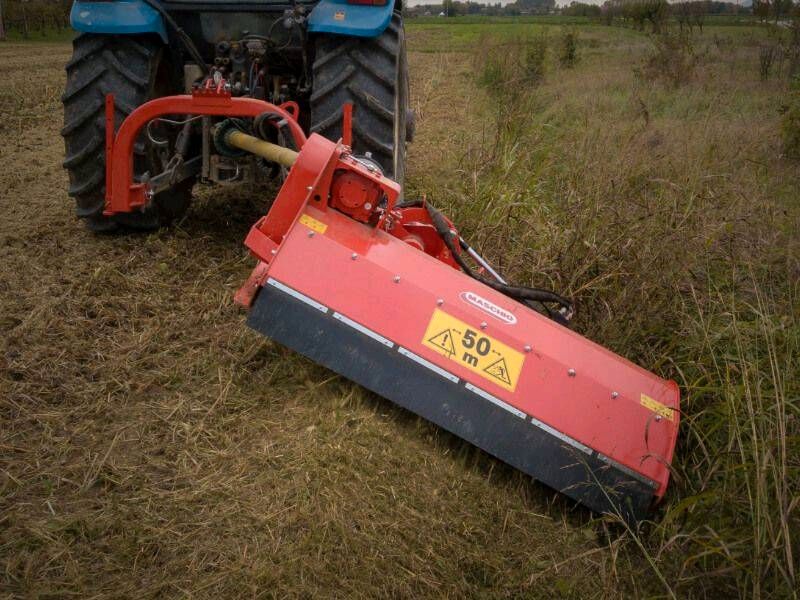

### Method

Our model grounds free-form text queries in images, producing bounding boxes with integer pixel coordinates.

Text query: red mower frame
[94,82,680,523]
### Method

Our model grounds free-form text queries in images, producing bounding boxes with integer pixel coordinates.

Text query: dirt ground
[0,38,623,598]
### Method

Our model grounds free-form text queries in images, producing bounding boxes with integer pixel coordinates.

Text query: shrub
[474,34,549,96]
[782,77,800,157]
[760,44,779,81]
[524,35,549,84]
[639,31,697,87]
[787,19,800,78]
[474,35,524,95]
[559,29,580,69]
[477,53,509,91]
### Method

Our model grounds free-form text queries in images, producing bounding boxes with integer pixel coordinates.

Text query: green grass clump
[783,76,800,157]
[474,33,550,97]
[559,29,580,68]
[639,30,698,87]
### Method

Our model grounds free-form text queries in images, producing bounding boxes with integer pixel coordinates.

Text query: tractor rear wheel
[310,13,410,182]
[62,34,192,232]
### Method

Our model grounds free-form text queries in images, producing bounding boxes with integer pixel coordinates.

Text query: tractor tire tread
[352,122,393,156]
[310,13,408,181]
[64,35,107,69]
[101,48,150,88]
[63,130,103,169]
[311,39,355,70]
[346,85,393,124]
[308,64,356,104]
[62,33,191,231]
[310,106,343,136]
[70,167,105,201]
[350,50,394,90]
[61,63,107,102]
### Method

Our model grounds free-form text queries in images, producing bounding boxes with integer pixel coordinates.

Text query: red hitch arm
[103,87,307,216]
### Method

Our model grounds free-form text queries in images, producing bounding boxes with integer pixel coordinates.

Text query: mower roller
[98,85,680,523]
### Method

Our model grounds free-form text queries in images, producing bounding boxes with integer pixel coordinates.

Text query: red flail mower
[101,84,679,524]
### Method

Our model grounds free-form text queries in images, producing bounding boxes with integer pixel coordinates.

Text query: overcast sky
[406,0,582,5]
[407,0,747,5]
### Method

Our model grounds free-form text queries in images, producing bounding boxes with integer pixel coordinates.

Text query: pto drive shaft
[223,129,298,168]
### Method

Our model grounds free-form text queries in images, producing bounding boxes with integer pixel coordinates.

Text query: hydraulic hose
[140,0,209,76]
[423,202,574,322]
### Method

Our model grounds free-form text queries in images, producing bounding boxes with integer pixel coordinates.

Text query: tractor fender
[70,1,168,43]
[307,0,395,38]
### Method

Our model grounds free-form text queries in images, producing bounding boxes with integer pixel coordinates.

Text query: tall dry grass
[473,32,550,97]
[452,26,800,597]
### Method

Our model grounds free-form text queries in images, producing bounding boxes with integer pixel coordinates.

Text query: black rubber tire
[62,34,192,232]
[310,13,410,182]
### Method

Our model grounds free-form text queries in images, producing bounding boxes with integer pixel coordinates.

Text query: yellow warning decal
[299,213,327,234]
[640,393,674,421]
[422,309,525,392]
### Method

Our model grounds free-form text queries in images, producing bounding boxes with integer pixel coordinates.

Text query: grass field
[0,28,74,43]
[1,19,798,598]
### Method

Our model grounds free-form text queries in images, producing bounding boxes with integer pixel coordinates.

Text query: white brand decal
[459,292,517,325]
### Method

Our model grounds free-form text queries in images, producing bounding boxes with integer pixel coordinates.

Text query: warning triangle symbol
[484,357,512,385]
[427,329,456,357]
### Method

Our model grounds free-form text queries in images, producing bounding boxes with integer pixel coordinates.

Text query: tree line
[564,0,744,19]
[406,0,798,24]
[2,0,796,40]
[407,0,557,18]
[0,0,71,40]
[752,0,796,22]
[562,0,799,31]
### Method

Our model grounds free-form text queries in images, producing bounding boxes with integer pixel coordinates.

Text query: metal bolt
[480,321,487,330]
[393,275,400,283]
[364,202,372,210]
[567,368,576,377]
[655,415,663,422]
[611,391,619,399]
[436,298,444,306]
[524,345,532,353]
[351,253,358,260]
[270,249,277,256]
[307,231,315,238]
[306,186,313,191]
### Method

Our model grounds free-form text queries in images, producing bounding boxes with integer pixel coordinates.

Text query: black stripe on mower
[247,279,656,523]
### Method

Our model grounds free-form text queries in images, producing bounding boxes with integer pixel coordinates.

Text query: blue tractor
[63,0,411,230]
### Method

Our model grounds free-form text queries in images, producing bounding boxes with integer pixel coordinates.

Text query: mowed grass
[0,20,798,598]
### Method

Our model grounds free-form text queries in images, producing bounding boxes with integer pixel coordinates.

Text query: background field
[1,19,798,598]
